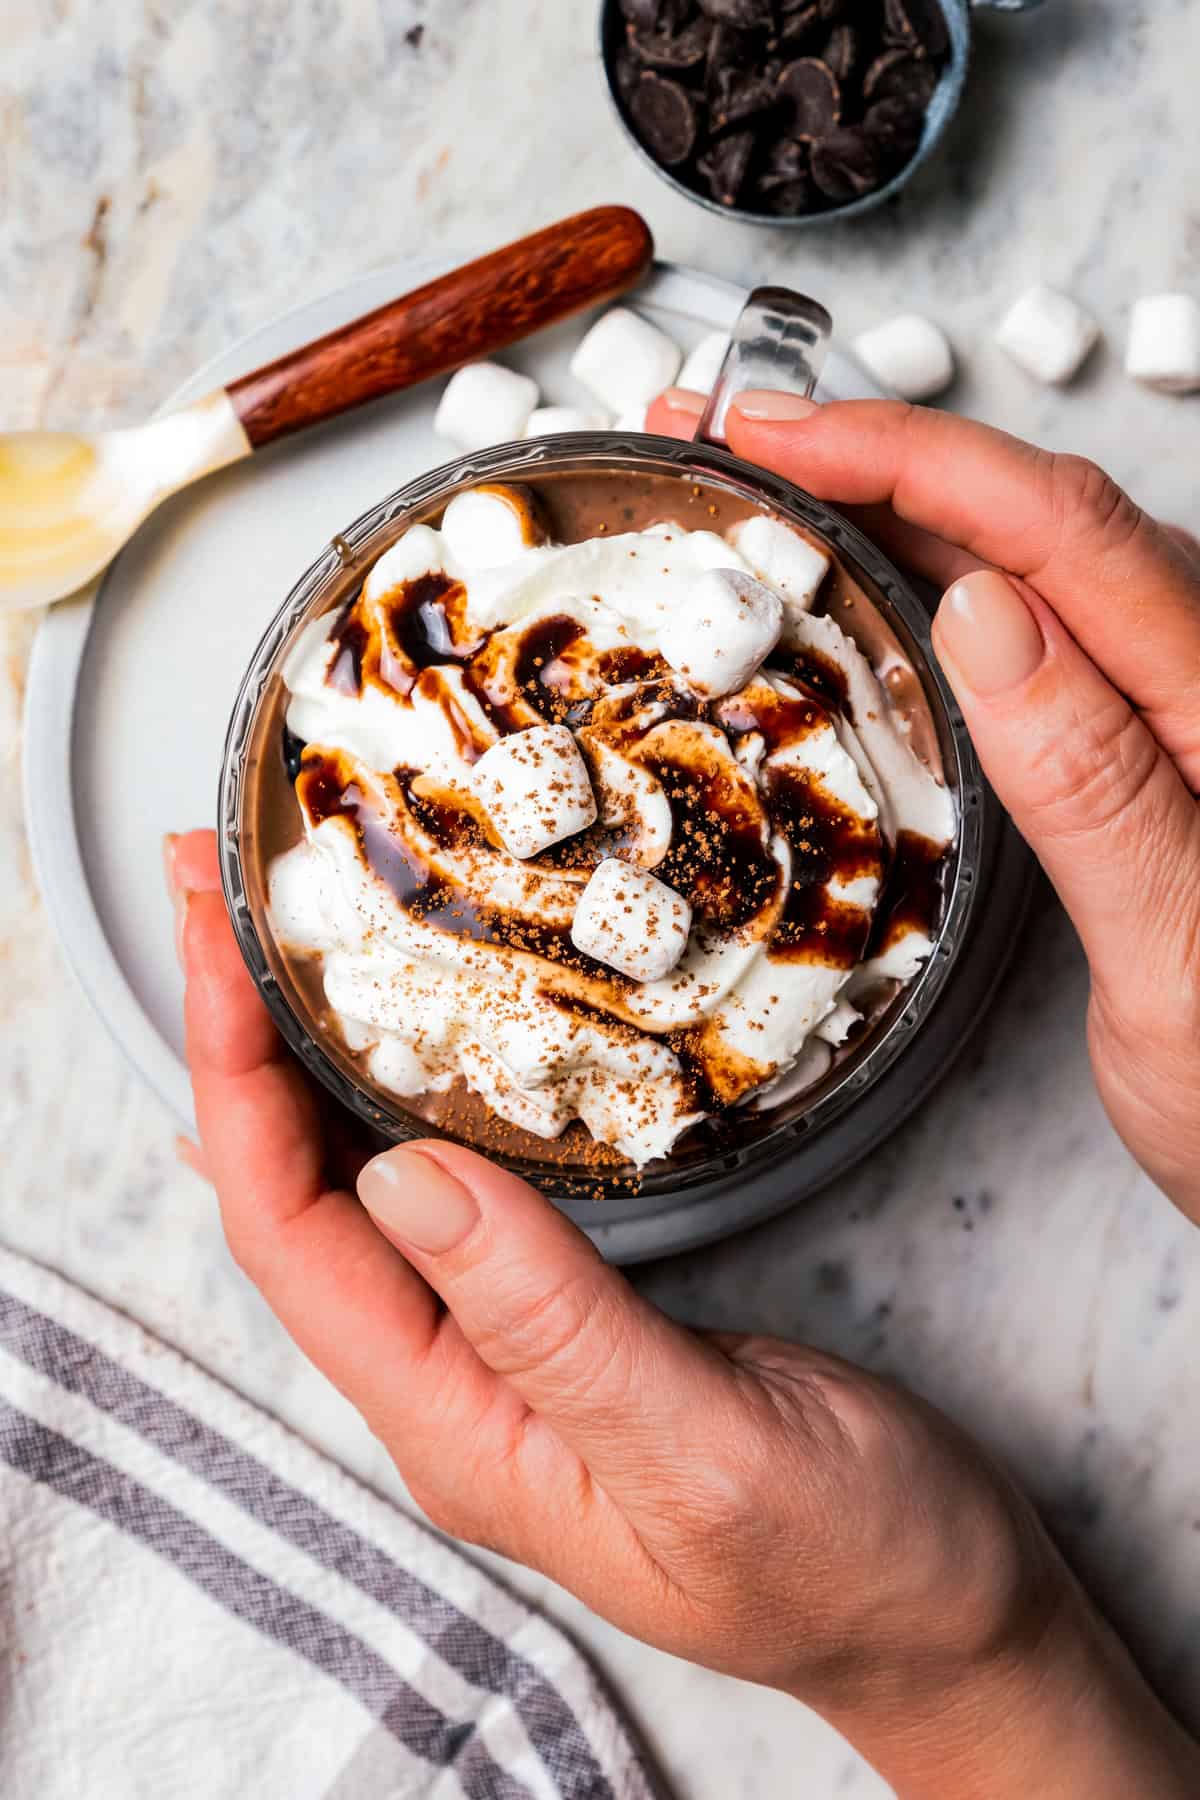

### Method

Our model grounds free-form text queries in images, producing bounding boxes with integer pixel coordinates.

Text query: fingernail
[659,387,706,416]
[731,390,820,423]
[358,1146,480,1255]
[174,890,192,969]
[163,833,179,900]
[934,571,1045,696]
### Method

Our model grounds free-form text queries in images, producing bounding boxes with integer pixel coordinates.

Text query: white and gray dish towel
[0,1247,664,1799]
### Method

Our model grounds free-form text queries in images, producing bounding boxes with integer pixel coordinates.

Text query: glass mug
[219,290,985,1202]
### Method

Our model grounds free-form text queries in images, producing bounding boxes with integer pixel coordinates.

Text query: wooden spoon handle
[225,207,654,450]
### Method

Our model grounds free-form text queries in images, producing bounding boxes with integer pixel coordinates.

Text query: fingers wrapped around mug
[931,571,1200,1028]
[722,397,1200,788]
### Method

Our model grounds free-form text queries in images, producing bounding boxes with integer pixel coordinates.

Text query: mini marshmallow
[472,723,597,860]
[525,405,610,436]
[995,285,1100,386]
[729,516,830,638]
[852,314,955,401]
[570,307,682,416]
[440,485,545,569]
[434,362,540,451]
[610,405,649,432]
[659,567,783,697]
[571,858,692,983]
[1125,293,1200,393]
[678,330,732,395]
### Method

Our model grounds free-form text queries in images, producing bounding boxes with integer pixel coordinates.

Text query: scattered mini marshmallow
[678,330,732,395]
[729,515,830,638]
[472,723,596,859]
[994,285,1100,386]
[1125,293,1200,393]
[570,307,682,416]
[852,314,955,401]
[440,485,546,569]
[524,405,610,436]
[610,405,649,432]
[434,362,540,451]
[659,568,783,696]
[571,857,692,982]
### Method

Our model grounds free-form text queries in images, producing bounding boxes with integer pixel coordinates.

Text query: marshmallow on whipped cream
[572,859,692,983]
[268,483,957,1167]
[472,724,597,859]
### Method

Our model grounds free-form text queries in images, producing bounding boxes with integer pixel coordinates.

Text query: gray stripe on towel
[0,1291,623,1800]
[0,1400,531,1800]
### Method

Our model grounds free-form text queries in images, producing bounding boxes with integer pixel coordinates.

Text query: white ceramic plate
[23,258,888,1132]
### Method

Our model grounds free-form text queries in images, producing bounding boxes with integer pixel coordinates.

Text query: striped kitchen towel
[0,1247,665,1800]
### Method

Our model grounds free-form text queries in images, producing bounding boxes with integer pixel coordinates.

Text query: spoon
[0,206,654,614]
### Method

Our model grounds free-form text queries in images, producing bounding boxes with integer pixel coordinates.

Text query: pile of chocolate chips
[613,0,950,216]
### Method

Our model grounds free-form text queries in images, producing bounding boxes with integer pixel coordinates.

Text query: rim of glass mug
[598,0,1047,230]
[218,438,985,1202]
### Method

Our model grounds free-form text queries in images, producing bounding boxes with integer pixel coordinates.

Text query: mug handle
[697,288,833,449]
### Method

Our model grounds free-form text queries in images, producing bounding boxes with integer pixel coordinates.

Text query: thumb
[356,1140,735,1492]
[933,569,1200,1020]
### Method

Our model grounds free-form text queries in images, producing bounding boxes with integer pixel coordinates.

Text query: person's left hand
[166,828,1200,1800]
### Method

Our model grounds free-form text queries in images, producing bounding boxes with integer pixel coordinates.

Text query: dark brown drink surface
[242,464,952,1188]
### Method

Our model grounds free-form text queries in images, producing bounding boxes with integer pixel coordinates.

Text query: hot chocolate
[239,464,956,1178]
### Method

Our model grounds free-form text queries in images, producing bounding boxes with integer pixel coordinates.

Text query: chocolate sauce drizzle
[390,571,474,671]
[772,645,854,721]
[326,606,368,696]
[867,830,948,956]
[638,742,779,931]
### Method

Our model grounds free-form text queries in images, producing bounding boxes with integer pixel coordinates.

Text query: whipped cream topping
[268,484,957,1168]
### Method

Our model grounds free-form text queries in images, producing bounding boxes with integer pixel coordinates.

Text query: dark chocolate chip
[811,126,886,200]
[759,174,822,214]
[628,17,712,71]
[884,0,950,60]
[620,0,696,25]
[615,44,642,103]
[763,134,811,179]
[697,0,774,25]
[711,72,779,130]
[708,61,734,107]
[619,0,664,25]
[631,71,700,164]
[864,95,924,165]
[699,128,757,204]
[863,48,936,109]
[778,56,841,138]
[821,24,858,82]
[863,46,908,100]
[778,3,823,48]
[706,19,762,90]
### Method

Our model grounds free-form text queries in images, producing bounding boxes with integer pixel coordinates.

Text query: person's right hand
[649,390,1200,1225]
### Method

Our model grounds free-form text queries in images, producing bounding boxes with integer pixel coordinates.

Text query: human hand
[649,389,1200,1225]
[170,827,1199,1798]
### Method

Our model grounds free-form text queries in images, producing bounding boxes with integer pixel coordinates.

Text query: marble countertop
[3,2,1200,1794]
